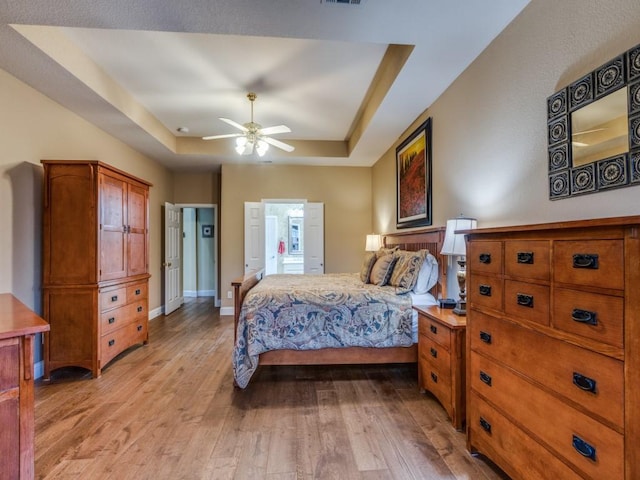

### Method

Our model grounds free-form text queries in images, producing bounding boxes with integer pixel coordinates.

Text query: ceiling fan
[202,92,295,156]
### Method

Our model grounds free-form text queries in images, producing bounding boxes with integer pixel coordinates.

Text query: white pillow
[413,253,439,294]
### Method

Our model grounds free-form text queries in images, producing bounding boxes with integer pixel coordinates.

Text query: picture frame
[396,118,432,228]
[202,225,214,238]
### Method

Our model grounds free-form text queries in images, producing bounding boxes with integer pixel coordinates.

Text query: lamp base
[453,299,467,316]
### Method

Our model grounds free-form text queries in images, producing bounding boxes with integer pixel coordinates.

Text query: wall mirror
[288,217,303,254]
[547,43,640,199]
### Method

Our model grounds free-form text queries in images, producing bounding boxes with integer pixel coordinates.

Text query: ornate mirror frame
[547,43,640,199]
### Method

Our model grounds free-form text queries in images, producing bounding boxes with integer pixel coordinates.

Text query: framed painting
[396,118,432,228]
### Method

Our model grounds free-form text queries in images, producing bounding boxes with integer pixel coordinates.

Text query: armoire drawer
[553,287,623,349]
[553,240,624,290]
[468,391,585,480]
[468,275,503,311]
[100,321,147,367]
[504,240,550,281]
[467,241,503,275]
[127,281,148,301]
[504,279,550,326]
[470,351,624,479]
[99,286,127,311]
[469,311,623,428]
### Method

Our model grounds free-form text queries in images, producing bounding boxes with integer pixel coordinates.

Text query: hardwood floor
[34,298,508,480]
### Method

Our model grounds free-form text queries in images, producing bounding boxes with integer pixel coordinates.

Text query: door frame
[174,203,219,307]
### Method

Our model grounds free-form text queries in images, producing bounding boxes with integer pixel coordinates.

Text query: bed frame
[231,226,447,366]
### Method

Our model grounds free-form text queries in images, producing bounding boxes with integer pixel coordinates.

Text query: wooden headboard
[383,226,447,300]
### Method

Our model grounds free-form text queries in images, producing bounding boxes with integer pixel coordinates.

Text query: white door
[304,202,324,274]
[244,202,265,273]
[164,202,182,314]
[265,215,278,276]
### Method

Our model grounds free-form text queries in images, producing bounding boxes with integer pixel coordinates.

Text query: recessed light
[176,127,189,133]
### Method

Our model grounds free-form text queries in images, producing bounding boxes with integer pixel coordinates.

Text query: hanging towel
[278,240,286,254]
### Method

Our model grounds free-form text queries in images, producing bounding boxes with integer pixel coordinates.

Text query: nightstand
[414,305,466,430]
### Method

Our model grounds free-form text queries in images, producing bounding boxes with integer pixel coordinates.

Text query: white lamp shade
[365,234,382,251]
[440,217,477,256]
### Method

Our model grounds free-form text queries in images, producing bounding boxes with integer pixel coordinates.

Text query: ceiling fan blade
[258,125,291,136]
[202,133,243,140]
[263,136,295,153]
[219,117,248,132]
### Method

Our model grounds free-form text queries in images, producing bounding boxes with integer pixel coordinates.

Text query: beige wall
[0,68,173,317]
[173,171,220,205]
[373,0,640,233]
[220,163,372,310]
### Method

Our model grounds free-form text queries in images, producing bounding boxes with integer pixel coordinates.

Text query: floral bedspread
[233,273,413,388]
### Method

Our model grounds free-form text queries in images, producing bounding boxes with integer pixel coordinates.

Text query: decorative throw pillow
[369,254,397,286]
[414,252,439,294]
[359,251,377,283]
[389,250,427,294]
[376,246,398,258]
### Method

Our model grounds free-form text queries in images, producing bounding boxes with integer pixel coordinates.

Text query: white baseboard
[149,306,164,320]
[184,290,215,297]
[219,306,234,316]
[183,290,198,297]
[34,360,45,380]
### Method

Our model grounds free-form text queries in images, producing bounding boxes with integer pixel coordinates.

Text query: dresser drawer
[419,336,452,384]
[470,351,623,479]
[467,241,502,275]
[553,240,624,290]
[100,320,147,367]
[470,311,623,428]
[468,274,503,311]
[504,279,550,326]
[99,286,127,311]
[553,288,623,349]
[418,316,452,350]
[468,391,585,480]
[505,240,550,281]
[127,281,148,300]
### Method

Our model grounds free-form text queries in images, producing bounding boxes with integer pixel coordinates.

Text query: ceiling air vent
[321,0,365,5]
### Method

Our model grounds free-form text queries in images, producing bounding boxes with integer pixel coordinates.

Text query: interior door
[244,202,265,273]
[304,202,324,274]
[164,202,182,315]
[265,215,278,275]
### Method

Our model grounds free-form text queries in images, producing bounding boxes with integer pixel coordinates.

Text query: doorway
[264,202,304,275]
[182,207,217,302]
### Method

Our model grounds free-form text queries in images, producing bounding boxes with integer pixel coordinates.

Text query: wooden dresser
[465,216,640,480]
[0,294,49,480]
[415,305,466,430]
[41,160,151,379]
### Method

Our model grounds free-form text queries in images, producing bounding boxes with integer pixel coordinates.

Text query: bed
[231,227,447,388]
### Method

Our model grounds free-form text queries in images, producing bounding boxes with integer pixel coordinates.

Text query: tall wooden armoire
[41,160,152,378]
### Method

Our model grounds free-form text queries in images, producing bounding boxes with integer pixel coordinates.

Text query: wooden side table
[414,305,466,430]
[0,294,50,479]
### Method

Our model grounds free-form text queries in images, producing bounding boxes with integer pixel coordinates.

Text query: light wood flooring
[34,298,508,480]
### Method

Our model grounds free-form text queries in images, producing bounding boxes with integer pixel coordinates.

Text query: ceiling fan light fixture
[256,140,269,157]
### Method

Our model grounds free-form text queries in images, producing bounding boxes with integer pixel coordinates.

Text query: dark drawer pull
[479,253,491,264]
[430,347,437,358]
[137,325,143,332]
[572,254,598,269]
[480,331,492,344]
[111,295,118,302]
[480,371,492,386]
[571,308,598,326]
[108,339,115,347]
[135,289,141,295]
[479,417,492,433]
[430,372,438,383]
[137,306,143,313]
[573,372,597,393]
[430,325,437,334]
[572,435,596,461]
[516,293,534,308]
[479,285,492,296]
[517,251,534,264]
[108,317,115,324]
